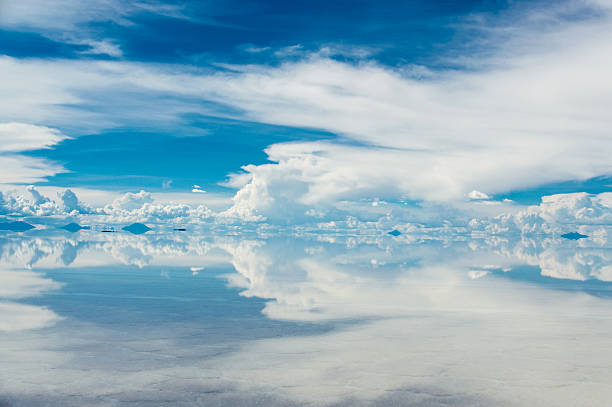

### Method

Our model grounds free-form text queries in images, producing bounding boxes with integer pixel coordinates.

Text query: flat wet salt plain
[1,230,612,406]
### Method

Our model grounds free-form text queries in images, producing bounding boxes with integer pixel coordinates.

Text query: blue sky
[1,0,502,64]
[1,0,611,222]
[1,0,505,193]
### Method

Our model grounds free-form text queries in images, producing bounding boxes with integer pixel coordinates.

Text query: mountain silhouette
[61,222,91,232]
[122,223,152,234]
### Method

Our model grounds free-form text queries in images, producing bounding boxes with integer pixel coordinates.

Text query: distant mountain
[561,232,589,240]
[61,222,91,232]
[122,223,152,234]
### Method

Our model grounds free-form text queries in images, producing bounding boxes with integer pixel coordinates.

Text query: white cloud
[79,39,123,57]
[1,186,62,215]
[0,233,611,404]
[1,186,91,216]
[57,188,88,213]
[0,302,61,332]
[0,0,137,31]
[0,0,186,58]
[0,2,610,220]
[211,34,612,216]
[192,3,611,218]
[468,190,490,200]
[26,184,50,205]
[0,155,66,184]
[0,123,68,185]
[0,186,222,223]
[0,269,63,299]
[206,238,612,405]
[0,268,63,332]
[471,192,612,235]
[106,190,154,211]
[99,190,213,223]
[0,122,68,152]
[0,0,193,31]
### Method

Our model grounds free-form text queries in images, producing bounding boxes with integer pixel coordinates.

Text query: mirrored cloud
[0,232,611,405]
[0,269,63,298]
[0,268,63,332]
[0,302,61,332]
[207,237,612,405]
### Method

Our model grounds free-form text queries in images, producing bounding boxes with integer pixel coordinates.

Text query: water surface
[1,230,611,406]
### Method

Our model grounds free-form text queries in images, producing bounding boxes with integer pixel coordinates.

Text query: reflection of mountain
[0,220,35,231]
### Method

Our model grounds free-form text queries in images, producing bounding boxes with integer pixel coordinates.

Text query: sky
[0,0,611,225]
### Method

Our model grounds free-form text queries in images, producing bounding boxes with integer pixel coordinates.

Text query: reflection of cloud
[0,268,63,332]
[475,233,612,282]
[211,309,612,405]
[538,249,612,281]
[0,232,229,270]
[206,239,612,405]
[0,234,612,405]
[0,269,63,299]
[0,302,61,332]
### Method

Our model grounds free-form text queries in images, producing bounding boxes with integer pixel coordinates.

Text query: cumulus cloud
[2,186,60,216]
[0,186,217,224]
[57,188,88,213]
[534,192,612,225]
[0,186,90,216]
[106,190,154,212]
[26,185,50,205]
[99,190,213,224]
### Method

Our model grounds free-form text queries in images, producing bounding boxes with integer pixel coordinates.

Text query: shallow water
[1,230,611,406]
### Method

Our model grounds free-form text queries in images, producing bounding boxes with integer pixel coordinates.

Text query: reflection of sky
[1,231,612,406]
